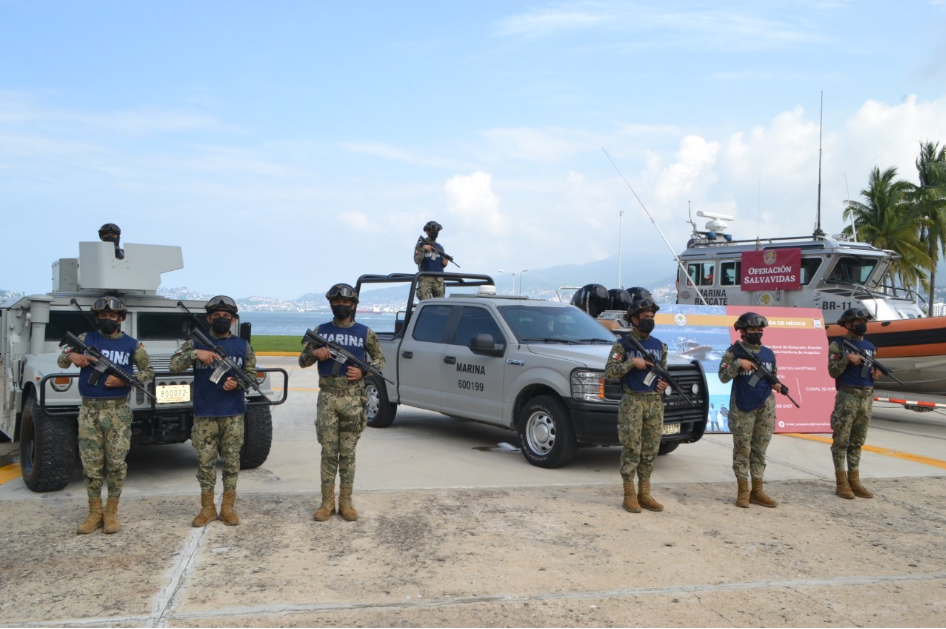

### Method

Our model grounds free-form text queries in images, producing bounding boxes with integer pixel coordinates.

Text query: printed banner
[653,305,835,433]
[740,248,802,290]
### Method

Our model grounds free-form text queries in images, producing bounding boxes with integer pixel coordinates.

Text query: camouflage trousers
[830,388,873,471]
[78,398,132,499]
[316,386,367,487]
[416,276,445,300]
[617,392,663,483]
[191,415,244,493]
[729,394,776,480]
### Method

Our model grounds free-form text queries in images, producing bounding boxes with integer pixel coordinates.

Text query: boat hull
[825,317,946,395]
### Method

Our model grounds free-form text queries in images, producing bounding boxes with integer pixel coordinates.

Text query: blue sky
[2,1,946,298]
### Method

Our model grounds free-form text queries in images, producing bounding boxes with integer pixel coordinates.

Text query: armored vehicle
[0,241,287,492]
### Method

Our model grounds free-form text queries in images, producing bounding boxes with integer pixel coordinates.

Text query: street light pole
[498,269,515,295]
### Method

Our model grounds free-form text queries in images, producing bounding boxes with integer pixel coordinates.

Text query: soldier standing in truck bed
[98,223,124,260]
[58,296,153,534]
[413,221,448,300]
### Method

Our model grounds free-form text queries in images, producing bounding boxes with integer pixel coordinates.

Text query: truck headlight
[50,376,72,393]
[571,369,608,402]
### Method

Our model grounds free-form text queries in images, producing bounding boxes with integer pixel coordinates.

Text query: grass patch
[252,335,303,353]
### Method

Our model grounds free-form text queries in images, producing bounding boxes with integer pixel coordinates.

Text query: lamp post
[519,269,530,296]
[498,269,515,295]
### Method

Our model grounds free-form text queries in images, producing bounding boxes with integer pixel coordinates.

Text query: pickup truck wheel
[365,376,397,428]
[517,395,577,468]
[240,405,273,469]
[20,394,77,492]
[657,441,679,456]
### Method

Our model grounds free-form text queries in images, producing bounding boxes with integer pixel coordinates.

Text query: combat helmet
[626,286,653,303]
[204,295,239,315]
[91,296,127,319]
[326,283,359,304]
[608,288,632,312]
[570,284,610,318]
[625,298,660,322]
[423,221,443,234]
[837,307,873,325]
[98,223,121,238]
[733,312,768,330]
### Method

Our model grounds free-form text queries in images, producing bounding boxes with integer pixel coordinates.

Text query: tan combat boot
[192,492,218,527]
[848,469,873,499]
[103,497,121,534]
[622,482,641,513]
[220,490,240,526]
[835,470,855,499]
[77,497,104,534]
[749,478,777,508]
[338,485,358,521]
[313,484,336,522]
[735,479,750,508]
[637,480,664,512]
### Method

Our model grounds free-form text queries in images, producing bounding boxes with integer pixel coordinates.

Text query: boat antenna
[602,147,708,305]
[814,91,827,238]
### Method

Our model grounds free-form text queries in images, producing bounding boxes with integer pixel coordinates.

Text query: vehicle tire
[365,376,397,428]
[20,394,77,492]
[657,441,679,456]
[240,405,273,469]
[517,395,577,468]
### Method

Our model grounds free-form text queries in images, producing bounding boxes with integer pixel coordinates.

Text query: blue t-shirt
[621,335,664,393]
[316,321,368,378]
[192,335,249,418]
[77,331,138,399]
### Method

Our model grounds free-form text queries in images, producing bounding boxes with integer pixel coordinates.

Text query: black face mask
[332,304,353,320]
[101,235,120,245]
[97,318,120,335]
[637,318,655,334]
[211,317,232,334]
[745,332,763,345]
[852,322,868,335]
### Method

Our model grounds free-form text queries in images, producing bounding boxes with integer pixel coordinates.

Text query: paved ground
[1,356,945,627]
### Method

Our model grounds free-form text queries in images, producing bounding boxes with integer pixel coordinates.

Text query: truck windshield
[137,313,199,340]
[498,305,616,344]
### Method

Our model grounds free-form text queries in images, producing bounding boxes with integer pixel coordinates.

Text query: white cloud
[444,171,507,235]
[496,5,610,37]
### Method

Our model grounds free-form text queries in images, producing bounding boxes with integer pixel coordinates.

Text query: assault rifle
[622,335,697,407]
[728,343,801,408]
[188,326,273,404]
[417,236,460,268]
[302,329,394,385]
[841,339,904,386]
[61,331,155,401]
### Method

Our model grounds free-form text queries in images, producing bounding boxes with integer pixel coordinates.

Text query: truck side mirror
[240,322,252,342]
[470,333,504,357]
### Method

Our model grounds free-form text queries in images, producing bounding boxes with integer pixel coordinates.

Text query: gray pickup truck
[356,272,708,468]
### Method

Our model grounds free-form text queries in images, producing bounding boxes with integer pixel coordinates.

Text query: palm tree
[842,166,930,292]
[912,141,946,309]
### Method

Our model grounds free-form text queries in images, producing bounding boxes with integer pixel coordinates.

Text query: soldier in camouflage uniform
[828,307,883,500]
[58,296,153,534]
[169,295,257,527]
[413,220,447,300]
[605,298,667,513]
[718,312,784,509]
[300,283,385,522]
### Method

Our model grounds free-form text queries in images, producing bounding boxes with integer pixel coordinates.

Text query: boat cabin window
[687,262,715,286]
[799,257,823,286]
[720,261,740,286]
[827,256,878,285]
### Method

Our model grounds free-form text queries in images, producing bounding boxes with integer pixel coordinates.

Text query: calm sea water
[239,311,397,336]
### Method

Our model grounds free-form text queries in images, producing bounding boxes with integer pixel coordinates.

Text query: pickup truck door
[441,305,507,425]
[395,304,458,412]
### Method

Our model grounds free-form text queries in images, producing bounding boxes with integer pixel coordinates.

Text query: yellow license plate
[662,423,681,435]
[156,384,190,404]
